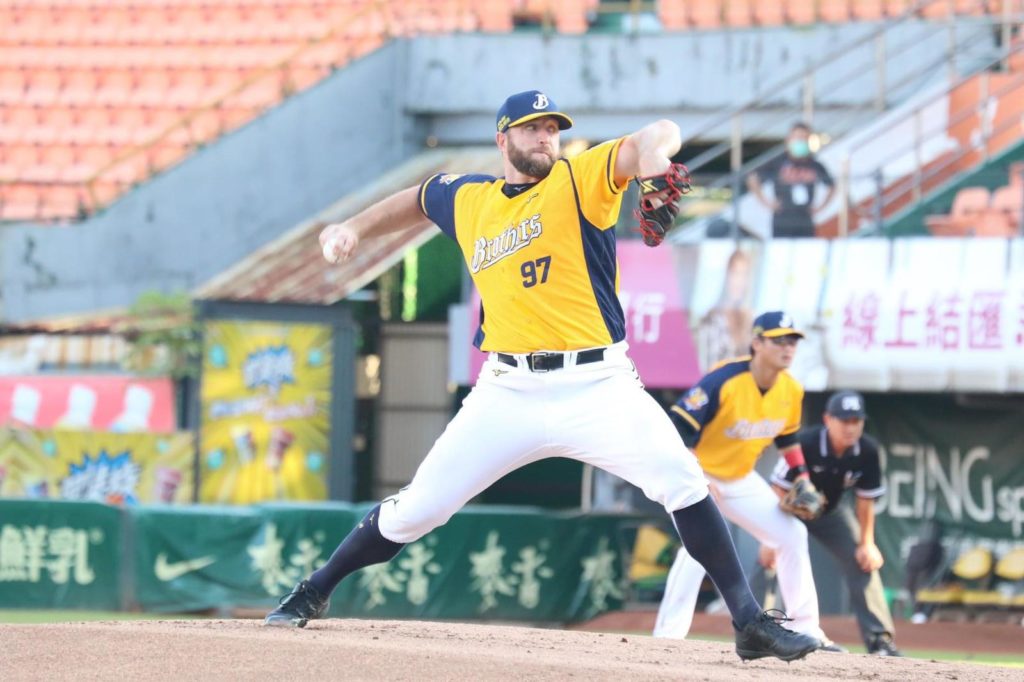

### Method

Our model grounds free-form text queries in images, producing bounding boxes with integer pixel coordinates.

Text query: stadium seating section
[0,0,1012,222]
[924,163,1024,237]
[915,544,1024,621]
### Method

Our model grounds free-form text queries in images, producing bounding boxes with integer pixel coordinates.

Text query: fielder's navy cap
[752,310,805,339]
[496,90,573,134]
[826,390,868,419]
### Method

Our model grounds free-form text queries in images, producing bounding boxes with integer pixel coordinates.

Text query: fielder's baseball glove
[634,162,692,247]
[779,478,825,521]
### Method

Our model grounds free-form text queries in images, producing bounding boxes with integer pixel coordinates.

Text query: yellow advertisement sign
[199,320,332,504]
[0,428,195,503]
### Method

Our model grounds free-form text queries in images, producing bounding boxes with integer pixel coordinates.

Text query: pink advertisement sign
[465,241,701,389]
[0,376,176,432]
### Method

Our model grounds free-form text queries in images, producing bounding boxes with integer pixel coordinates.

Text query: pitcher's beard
[508,143,556,179]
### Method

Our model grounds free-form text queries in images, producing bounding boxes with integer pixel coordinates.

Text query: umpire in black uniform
[768,390,902,656]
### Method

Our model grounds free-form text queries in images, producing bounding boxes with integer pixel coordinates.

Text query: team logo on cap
[779,313,793,328]
[533,93,549,109]
[841,395,862,412]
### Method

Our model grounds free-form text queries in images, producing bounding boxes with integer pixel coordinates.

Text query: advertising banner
[132,505,271,611]
[0,499,122,609]
[0,428,195,504]
[863,394,1024,590]
[199,320,334,504]
[0,376,175,432]
[455,237,1024,393]
[131,503,630,622]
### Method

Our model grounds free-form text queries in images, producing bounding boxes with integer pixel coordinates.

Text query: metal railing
[672,0,1024,239]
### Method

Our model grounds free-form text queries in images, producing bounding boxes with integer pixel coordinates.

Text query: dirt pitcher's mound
[0,619,1019,681]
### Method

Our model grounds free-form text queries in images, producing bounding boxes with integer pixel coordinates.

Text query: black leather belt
[496,348,606,372]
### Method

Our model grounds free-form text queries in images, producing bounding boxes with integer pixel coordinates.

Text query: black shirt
[755,155,834,215]
[770,426,886,516]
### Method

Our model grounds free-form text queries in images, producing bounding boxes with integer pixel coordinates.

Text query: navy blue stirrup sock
[308,504,406,596]
[671,495,761,629]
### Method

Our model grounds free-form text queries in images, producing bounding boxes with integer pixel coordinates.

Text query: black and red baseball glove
[634,162,692,247]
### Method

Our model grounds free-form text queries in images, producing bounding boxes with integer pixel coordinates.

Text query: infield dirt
[1,619,1020,681]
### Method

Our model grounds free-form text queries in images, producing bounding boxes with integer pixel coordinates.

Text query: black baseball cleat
[264,580,330,628]
[734,609,822,662]
[867,633,903,657]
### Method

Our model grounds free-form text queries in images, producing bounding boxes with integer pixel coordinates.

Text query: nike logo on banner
[154,553,217,582]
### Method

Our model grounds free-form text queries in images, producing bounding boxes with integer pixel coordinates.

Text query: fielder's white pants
[378,342,709,542]
[653,469,824,640]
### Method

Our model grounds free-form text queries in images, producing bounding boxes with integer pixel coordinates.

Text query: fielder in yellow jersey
[655,311,836,650]
[670,354,803,480]
[265,90,818,663]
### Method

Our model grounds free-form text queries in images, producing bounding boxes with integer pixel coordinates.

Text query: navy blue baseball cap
[752,311,805,339]
[826,390,868,419]
[496,90,574,134]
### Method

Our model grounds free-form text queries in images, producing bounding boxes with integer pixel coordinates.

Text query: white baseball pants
[653,469,824,639]
[378,342,709,543]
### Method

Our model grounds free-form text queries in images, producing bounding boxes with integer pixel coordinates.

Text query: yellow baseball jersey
[419,139,628,353]
[669,357,803,480]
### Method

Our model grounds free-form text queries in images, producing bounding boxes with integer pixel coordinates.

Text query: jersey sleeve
[669,374,723,449]
[855,436,886,499]
[775,376,804,444]
[565,138,628,230]
[419,173,494,240]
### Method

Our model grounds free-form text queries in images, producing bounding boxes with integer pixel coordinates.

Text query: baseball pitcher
[264,90,819,663]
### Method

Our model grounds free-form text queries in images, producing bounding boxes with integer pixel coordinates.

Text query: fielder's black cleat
[818,639,849,653]
[734,609,821,662]
[867,633,903,657]
[264,580,330,628]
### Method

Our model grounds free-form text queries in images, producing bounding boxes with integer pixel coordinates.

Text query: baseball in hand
[322,238,341,263]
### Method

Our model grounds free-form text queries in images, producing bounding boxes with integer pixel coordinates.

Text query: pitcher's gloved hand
[634,162,692,247]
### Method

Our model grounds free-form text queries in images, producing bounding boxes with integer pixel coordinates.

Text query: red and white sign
[0,376,176,432]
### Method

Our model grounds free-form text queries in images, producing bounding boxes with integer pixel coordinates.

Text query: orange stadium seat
[554,0,590,34]
[884,0,913,16]
[0,69,28,103]
[851,0,886,20]
[754,0,787,26]
[63,107,111,146]
[0,184,43,222]
[725,0,755,27]
[924,186,991,236]
[657,0,689,29]
[0,0,511,220]
[41,184,86,220]
[821,0,853,22]
[0,144,40,180]
[989,184,1023,230]
[472,0,514,31]
[690,0,724,28]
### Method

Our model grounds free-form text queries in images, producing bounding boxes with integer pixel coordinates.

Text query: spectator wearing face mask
[747,122,835,239]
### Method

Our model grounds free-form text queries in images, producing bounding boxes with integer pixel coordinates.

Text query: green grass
[686,632,1024,668]
[0,610,207,624]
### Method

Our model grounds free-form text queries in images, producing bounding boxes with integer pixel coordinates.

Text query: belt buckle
[528,352,554,373]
